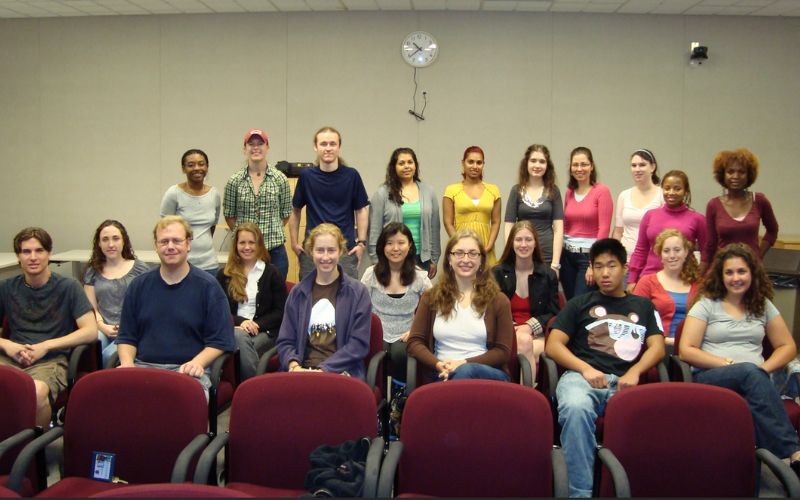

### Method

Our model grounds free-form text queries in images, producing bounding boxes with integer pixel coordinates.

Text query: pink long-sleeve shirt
[627,204,707,284]
[563,182,613,239]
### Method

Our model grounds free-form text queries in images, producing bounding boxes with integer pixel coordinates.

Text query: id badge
[91,451,116,482]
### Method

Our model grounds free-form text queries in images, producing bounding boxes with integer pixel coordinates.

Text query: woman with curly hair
[83,220,149,365]
[217,222,286,380]
[407,228,513,382]
[632,229,701,347]
[680,243,800,466]
[504,144,564,269]
[705,148,779,261]
[368,147,440,278]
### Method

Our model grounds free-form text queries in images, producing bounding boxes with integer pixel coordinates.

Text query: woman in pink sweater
[705,148,778,262]
[627,170,707,291]
[560,146,613,299]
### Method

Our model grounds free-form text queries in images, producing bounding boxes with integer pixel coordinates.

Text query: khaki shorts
[0,354,68,403]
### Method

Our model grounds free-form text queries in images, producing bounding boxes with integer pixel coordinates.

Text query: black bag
[304,437,371,497]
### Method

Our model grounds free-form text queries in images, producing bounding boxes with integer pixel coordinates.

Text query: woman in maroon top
[705,148,778,261]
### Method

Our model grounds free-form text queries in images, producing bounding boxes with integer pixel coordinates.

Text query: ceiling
[0,0,799,18]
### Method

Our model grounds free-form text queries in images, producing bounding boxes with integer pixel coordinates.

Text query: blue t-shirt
[666,291,689,338]
[292,165,369,248]
[117,266,235,364]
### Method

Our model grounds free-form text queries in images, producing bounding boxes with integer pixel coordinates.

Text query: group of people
[0,126,794,497]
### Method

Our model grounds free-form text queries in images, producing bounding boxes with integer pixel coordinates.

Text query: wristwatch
[356,240,367,247]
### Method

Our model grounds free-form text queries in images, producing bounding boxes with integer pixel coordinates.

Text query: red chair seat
[0,477,31,498]
[35,478,127,498]
[90,483,253,497]
[226,482,305,497]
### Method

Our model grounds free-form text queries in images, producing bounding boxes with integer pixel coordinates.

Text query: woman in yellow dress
[443,146,502,267]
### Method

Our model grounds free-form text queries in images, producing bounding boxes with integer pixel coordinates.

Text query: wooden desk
[774,235,800,251]
[49,250,228,279]
[0,253,20,280]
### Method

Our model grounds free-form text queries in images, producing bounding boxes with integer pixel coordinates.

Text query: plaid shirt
[223,165,291,250]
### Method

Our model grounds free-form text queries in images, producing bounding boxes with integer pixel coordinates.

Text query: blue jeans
[98,332,117,367]
[695,363,800,458]
[557,370,619,498]
[269,245,289,283]
[560,250,596,300]
[447,363,510,382]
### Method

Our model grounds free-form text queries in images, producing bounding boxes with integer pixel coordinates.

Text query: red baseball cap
[243,129,269,146]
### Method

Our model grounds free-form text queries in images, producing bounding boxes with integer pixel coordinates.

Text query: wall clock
[401,31,439,68]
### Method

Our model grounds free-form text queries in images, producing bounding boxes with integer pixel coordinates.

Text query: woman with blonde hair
[407,228,513,382]
[217,222,286,380]
[633,229,701,347]
[277,223,372,378]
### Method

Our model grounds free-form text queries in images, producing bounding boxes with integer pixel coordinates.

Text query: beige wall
[0,11,797,257]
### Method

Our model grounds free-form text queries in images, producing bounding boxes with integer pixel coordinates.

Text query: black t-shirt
[551,291,663,376]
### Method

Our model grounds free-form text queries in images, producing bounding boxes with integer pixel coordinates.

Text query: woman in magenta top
[627,170,707,291]
[560,146,613,300]
[705,148,778,262]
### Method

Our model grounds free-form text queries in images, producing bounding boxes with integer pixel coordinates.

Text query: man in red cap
[223,128,292,280]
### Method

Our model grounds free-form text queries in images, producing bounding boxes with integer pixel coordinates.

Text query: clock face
[401,31,438,68]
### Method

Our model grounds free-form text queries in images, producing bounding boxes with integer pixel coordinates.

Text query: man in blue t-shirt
[0,227,97,426]
[288,126,369,280]
[545,238,665,498]
[117,216,234,397]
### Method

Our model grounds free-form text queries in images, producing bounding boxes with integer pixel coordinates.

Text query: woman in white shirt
[217,222,286,380]
[612,148,663,255]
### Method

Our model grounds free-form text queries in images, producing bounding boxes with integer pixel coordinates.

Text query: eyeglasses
[156,238,188,247]
[450,250,481,260]
[571,162,591,169]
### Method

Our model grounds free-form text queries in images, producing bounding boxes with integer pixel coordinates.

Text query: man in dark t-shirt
[545,238,665,498]
[0,227,96,426]
[288,126,369,280]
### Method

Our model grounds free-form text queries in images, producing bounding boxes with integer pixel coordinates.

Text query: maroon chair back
[90,483,253,497]
[61,368,209,484]
[225,372,376,490]
[396,380,555,497]
[598,382,757,497]
[0,366,40,495]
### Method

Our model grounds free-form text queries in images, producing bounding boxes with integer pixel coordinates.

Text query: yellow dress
[444,182,501,266]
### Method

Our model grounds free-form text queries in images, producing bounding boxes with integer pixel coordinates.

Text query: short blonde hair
[153,215,193,241]
[304,223,347,255]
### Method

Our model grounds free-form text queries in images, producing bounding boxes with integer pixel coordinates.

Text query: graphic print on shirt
[585,305,647,361]
[308,298,337,340]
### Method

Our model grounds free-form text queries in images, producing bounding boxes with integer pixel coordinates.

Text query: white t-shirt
[433,302,487,361]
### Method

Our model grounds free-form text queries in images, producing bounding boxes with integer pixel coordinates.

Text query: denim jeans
[695,363,800,459]
[133,360,212,401]
[557,370,619,498]
[98,332,118,367]
[449,363,510,382]
[269,245,289,283]
[560,250,596,300]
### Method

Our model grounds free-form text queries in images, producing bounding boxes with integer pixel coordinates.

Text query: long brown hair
[497,221,544,268]
[653,229,701,284]
[88,220,136,273]
[517,144,557,199]
[429,229,499,318]
[223,223,270,303]
[699,243,772,317]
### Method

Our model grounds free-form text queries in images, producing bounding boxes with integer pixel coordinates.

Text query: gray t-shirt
[83,259,150,325]
[0,273,93,358]
[160,184,221,271]
[360,266,432,343]
[688,296,779,365]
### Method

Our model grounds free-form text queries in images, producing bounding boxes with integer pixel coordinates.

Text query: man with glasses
[0,227,96,426]
[223,129,291,281]
[117,216,234,398]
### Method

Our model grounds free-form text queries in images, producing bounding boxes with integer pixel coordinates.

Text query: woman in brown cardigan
[407,228,513,382]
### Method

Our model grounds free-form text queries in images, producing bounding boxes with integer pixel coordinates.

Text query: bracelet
[551,264,561,270]
[356,240,367,247]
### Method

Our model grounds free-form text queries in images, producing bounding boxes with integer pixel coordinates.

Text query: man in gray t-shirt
[0,227,96,426]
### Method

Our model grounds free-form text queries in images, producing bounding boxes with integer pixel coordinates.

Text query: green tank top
[401,200,422,255]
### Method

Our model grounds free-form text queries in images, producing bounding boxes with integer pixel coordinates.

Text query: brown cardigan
[407,290,514,377]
